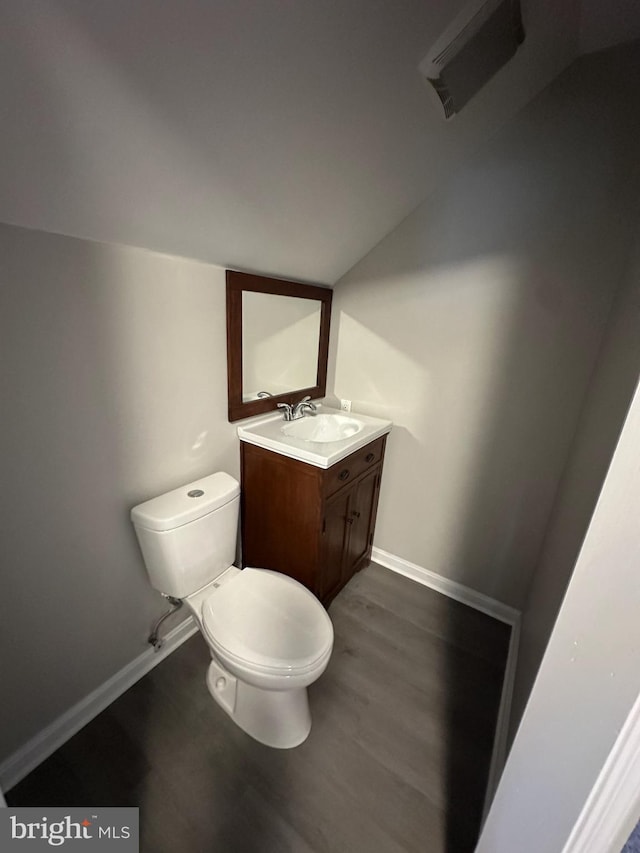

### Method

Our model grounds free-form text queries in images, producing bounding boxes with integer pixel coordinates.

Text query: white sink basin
[281,414,363,443]
[237,404,392,468]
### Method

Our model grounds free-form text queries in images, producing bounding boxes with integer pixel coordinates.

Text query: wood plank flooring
[7,563,510,852]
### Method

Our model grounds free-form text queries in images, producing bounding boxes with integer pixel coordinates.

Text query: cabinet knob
[365,453,375,463]
[339,469,350,481]
[351,510,361,518]
[345,517,354,525]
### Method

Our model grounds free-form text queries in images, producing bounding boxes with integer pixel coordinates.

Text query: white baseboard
[371,547,520,625]
[371,546,521,816]
[0,617,198,793]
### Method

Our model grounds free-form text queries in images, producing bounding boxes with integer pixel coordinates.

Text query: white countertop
[236,404,392,468]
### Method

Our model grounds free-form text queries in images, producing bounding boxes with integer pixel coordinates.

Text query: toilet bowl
[131,472,334,748]
[188,565,333,747]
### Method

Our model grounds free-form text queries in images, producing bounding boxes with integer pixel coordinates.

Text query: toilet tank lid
[130,472,240,532]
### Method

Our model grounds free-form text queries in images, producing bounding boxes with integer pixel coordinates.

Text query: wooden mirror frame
[226,270,333,422]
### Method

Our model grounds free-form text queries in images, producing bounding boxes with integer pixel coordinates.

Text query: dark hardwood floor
[7,563,510,852]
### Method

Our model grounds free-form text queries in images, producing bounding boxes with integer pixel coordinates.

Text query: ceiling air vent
[419,0,525,119]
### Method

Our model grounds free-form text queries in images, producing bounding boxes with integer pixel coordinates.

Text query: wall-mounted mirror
[226,270,332,422]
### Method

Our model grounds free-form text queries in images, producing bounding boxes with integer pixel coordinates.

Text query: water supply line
[148,594,183,651]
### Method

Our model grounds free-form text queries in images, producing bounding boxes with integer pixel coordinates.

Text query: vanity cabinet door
[343,466,380,578]
[320,490,351,603]
[319,464,382,602]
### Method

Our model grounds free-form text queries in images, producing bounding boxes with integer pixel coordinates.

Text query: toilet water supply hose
[148,594,183,651]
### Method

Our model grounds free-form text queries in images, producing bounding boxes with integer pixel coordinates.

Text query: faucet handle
[276,402,294,421]
[291,395,317,419]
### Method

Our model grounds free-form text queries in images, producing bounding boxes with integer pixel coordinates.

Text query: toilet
[131,472,334,748]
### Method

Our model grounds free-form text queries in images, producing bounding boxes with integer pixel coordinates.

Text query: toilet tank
[131,472,240,598]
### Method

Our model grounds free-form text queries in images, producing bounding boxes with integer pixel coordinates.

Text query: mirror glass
[242,292,321,401]
[226,270,332,422]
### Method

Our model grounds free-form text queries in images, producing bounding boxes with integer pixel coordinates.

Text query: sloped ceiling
[0,0,637,284]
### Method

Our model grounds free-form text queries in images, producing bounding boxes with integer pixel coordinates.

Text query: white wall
[477,374,640,853]
[0,223,238,767]
[328,41,640,609]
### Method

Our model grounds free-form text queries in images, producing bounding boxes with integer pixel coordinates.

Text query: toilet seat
[201,567,333,677]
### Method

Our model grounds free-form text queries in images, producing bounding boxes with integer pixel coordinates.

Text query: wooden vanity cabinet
[240,435,386,605]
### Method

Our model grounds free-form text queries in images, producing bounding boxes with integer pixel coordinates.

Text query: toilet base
[206,658,312,749]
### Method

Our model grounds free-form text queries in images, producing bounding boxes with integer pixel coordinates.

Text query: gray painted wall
[0,0,581,284]
[477,374,640,853]
[329,41,640,609]
[510,220,640,738]
[0,225,238,764]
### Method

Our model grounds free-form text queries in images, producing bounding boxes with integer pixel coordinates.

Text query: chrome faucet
[293,395,317,419]
[277,395,317,421]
